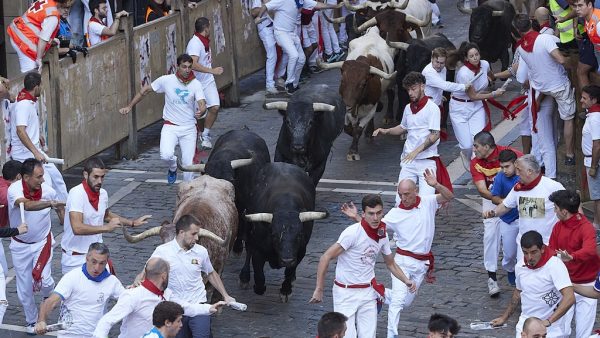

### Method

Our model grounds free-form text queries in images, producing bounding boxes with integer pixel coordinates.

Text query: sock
[202,128,211,137]
[488,271,497,281]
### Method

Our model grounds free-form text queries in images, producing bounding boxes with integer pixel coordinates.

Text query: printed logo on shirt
[360,244,378,266]
[541,289,560,307]
[97,292,105,304]
[175,88,190,104]
[191,258,199,265]
[518,197,545,219]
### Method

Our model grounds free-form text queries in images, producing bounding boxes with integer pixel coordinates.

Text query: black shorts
[579,37,598,68]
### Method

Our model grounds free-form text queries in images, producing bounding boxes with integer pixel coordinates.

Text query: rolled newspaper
[467,71,484,86]
[499,78,513,91]
[45,157,65,165]
[45,322,69,332]
[228,302,247,311]
[19,202,25,223]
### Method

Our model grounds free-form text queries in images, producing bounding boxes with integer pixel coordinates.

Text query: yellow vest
[549,0,575,43]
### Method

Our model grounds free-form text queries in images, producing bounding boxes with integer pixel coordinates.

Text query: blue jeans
[176,315,212,338]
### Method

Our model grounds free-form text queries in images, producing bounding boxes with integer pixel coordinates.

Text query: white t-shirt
[452,60,490,100]
[582,113,600,168]
[383,195,439,254]
[9,99,41,161]
[54,267,124,337]
[399,98,440,159]
[266,0,317,32]
[186,35,216,86]
[422,63,466,106]
[7,180,56,243]
[40,16,59,42]
[516,256,571,331]
[503,176,564,243]
[87,19,106,47]
[61,183,108,254]
[335,222,392,285]
[517,34,568,93]
[252,0,273,31]
[151,74,205,126]
[151,239,214,303]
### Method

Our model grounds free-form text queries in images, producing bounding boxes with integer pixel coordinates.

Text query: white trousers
[274,29,305,87]
[562,283,597,338]
[529,94,557,179]
[160,124,197,182]
[0,263,6,324]
[258,26,277,89]
[387,255,427,338]
[396,159,436,205]
[321,8,341,55]
[61,251,86,276]
[10,38,37,73]
[482,199,518,273]
[43,163,69,202]
[333,285,377,338]
[449,100,486,151]
[9,236,55,324]
[338,8,349,43]
[0,239,8,278]
[516,312,570,338]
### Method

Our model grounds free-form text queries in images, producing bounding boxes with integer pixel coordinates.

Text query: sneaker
[26,322,36,335]
[266,86,279,95]
[507,271,516,287]
[332,50,345,62]
[322,53,332,62]
[326,52,339,63]
[309,65,324,74]
[487,278,501,297]
[167,170,177,185]
[275,77,286,89]
[201,134,213,149]
[564,156,575,166]
[286,83,298,95]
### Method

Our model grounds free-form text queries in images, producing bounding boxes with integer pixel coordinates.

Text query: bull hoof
[239,281,249,290]
[347,153,361,161]
[254,284,267,295]
[279,292,292,303]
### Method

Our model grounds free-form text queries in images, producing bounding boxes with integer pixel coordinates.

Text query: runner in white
[93,257,226,338]
[0,219,27,324]
[9,72,69,202]
[34,243,124,337]
[580,85,600,230]
[60,157,151,274]
[120,53,207,184]
[491,231,575,337]
[141,301,185,338]
[309,194,416,338]
[251,0,279,95]
[7,158,65,333]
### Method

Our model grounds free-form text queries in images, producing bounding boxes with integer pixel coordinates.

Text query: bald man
[341,169,454,338]
[521,317,547,338]
[534,7,554,35]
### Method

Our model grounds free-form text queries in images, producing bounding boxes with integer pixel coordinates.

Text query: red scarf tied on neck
[22,180,41,201]
[398,196,421,209]
[410,96,428,114]
[141,279,165,300]
[540,22,550,30]
[17,88,37,102]
[587,104,600,114]
[518,30,540,53]
[360,218,386,242]
[195,32,210,53]
[82,179,100,210]
[524,246,555,270]
[176,70,195,85]
[514,173,542,191]
[464,61,481,74]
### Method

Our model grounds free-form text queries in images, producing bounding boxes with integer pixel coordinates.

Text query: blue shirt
[142,327,164,338]
[490,172,520,224]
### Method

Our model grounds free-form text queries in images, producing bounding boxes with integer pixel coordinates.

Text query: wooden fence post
[124,16,138,159]
[44,47,62,163]
[224,0,240,105]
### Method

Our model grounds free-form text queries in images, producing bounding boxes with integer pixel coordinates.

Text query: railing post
[224,0,240,105]
[123,16,138,159]
[44,47,62,163]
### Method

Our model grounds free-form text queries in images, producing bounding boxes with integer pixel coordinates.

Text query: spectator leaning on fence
[87,0,129,47]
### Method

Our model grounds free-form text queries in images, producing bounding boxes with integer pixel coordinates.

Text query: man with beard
[34,243,124,336]
[87,0,128,47]
[60,157,151,274]
[373,72,452,201]
[93,257,226,338]
[120,54,207,184]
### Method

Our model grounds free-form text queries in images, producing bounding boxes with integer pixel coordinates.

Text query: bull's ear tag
[191,259,199,265]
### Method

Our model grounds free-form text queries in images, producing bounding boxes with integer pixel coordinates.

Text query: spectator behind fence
[87,0,129,47]
[146,0,171,23]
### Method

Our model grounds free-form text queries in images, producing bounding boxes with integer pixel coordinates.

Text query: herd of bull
[120,0,530,304]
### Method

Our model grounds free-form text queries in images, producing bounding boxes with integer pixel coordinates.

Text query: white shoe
[201,135,212,149]
[487,278,500,297]
[26,323,36,335]
[266,87,279,95]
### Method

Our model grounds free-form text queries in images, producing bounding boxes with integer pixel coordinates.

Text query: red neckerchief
[195,32,210,53]
[175,70,195,85]
[540,22,550,30]
[524,246,554,269]
[360,218,386,242]
[518,30,540,53]
[141,279,165,300]
[409,96,428,114]
[82,179,100,211]
[464,61,481,74]
[514,173,542,191]
[398,196,421,210]
[16,89,37,102]
[587,103,600,114]
[89,16,106,27]
[22,180,41,201]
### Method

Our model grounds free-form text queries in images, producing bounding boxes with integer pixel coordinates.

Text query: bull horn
[388,0,409,10]
[230,158,253,169]
[323,14,346,24]
[405,12,431,27]
[264,101,288,110]
[317,58,344,70]
[177,159,205,172]
[357,17,377,32]
[313,103,336,112]
[245,213,274,223]
[369,67,397,80]
[456,1,472,14]
[492,10,504,16]
[198,228,226,245]
[299,211,329,222]
[386,33,409,50]
[344,0,367,11]
[122,225,162,243]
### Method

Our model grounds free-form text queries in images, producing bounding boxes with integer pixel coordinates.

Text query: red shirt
[470,145,523,188]
[0,178,11,227]
[548,213,600,283]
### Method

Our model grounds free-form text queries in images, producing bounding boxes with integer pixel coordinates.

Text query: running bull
[241,162,328,302]
[264,85,345,186]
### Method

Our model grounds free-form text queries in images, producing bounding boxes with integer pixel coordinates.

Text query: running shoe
[167,170,177,185]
